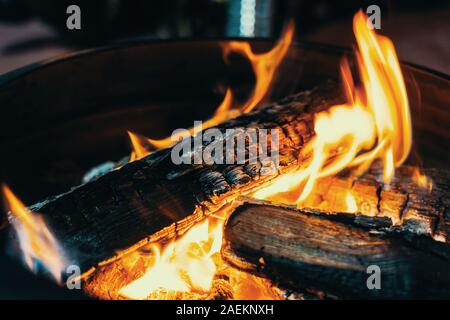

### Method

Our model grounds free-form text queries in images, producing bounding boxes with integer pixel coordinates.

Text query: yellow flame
[106,11,416,299]
[129,21,294,153]
[128,131,152,161]
[223,20,295,113]
[412,167,432,192]
[147,88,235,150]
[345,192,358,213]
[254,11,412,206]
[354,11,412,181]
[1,185,66,283]
[119,218,224,299]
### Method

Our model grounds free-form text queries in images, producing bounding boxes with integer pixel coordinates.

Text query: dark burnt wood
[223,198,450,299]
[27,83,341,275]
[83,165,450,299]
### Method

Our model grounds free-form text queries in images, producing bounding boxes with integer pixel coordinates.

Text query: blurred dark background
[0,0,449,74]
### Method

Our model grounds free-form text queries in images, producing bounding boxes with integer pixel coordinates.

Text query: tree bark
[222,198,450,299]
[24,82,341,275]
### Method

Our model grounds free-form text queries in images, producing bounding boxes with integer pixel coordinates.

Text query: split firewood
[83,166,449,299]
[267,165,450,242]
[222,199,450,299]
[5,78,449,299]
[23,82,342,275]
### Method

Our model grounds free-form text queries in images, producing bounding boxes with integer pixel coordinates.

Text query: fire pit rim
[0,38,448,88]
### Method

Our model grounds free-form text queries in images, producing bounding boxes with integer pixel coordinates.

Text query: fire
[345,192,358,213]
[412,167,433,191]
[119,205,281,300]
[4,10,420,300]
[120,218,224,299]
[147,88,235,150]
[120,12,413,298]
[126,21,294,154]
[128,131,152,161]
[254,11,412,206]
[222,20,295,113]
[1,185,67,283]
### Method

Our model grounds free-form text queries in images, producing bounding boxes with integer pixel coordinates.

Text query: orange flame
[254,11,412,206]
[1,185,67,283]
[147,88,235,150]
[119,12,414,298]
[119,217,224,299]
[128,131,152,161]
[412,167,432,192]
[223,20,295,113]
[128,21,294,154]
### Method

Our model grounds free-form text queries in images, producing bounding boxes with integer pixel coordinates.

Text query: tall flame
[127,21,294,154]
[353,11,412,181]
[1,185,67,283]
[254,11,412,206]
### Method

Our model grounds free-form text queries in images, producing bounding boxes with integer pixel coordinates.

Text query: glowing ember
[1,185,67,283]
[254,11,413,206]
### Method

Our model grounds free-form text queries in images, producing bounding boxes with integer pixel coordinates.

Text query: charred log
[222,199,450,299]
[83,166,450,299]
[24,82,341,275]
[288,166,450,241]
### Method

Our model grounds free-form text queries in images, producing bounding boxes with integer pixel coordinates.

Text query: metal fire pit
[0,40,448,299]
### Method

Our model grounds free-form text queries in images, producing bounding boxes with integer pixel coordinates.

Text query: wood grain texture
[223,199,450,299]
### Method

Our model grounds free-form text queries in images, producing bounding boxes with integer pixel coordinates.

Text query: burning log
[22,82,341,276]
[222,198,450,299]
[82,166,449,299]
[259,165,450,241]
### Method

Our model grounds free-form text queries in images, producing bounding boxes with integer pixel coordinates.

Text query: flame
[254,11,412,206]
[223,20,295,113]
[119,218,224,299]
[147,88,235,150]
[119,205,280,300]
[345,192,358,213]
[1,185,66,283]
[128,21,294,153]
[128,131,152,161]
[412,167,432,191]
